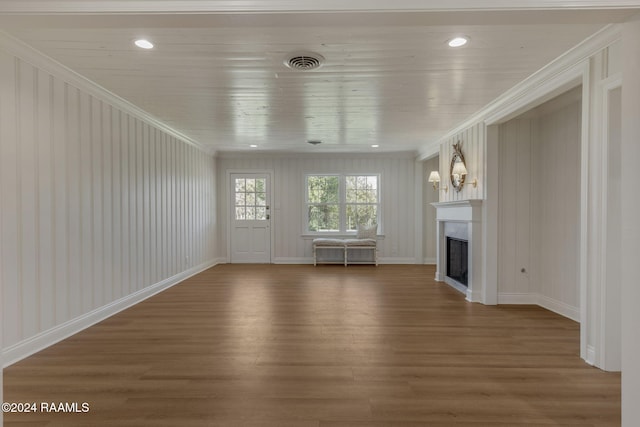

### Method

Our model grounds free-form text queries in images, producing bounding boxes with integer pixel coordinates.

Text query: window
[306,174,380,233]
[235,177,267,220]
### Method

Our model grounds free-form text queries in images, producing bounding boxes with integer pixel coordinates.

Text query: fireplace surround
[431,200,484,302]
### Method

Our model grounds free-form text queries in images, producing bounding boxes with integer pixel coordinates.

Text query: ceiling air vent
[307,140,322,145]
[284,52,325,71]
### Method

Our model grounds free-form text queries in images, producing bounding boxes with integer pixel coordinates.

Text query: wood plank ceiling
[0,2,637,153]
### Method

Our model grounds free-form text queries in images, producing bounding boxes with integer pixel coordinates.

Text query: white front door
[230,173,271,263]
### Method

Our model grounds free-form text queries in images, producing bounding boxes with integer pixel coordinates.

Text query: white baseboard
[498,292,580,322]
[498,292,537,305]
[586,345,596,366]
[273,257,313,264]
[378,257,416,264]
[537,294,580,323]
[2,259,219,368]
[423,257,436,265]
[272,257,418,265]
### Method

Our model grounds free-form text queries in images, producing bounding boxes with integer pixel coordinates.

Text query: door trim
[226,169,275,263]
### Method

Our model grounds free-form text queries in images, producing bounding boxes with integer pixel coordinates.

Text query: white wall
[621,15,640,427]
[0,44,217,365]
[497,118,533,299]
[216,153,417,263]
[604,86,622,371]
[422,156,439,263]
[497,95,582,321]
[534,99,582,316]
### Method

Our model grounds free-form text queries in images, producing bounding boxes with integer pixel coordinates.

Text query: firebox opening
[446,237,468,287]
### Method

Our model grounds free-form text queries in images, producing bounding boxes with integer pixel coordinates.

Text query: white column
[434,219,444,281]
[621,14,640,427]
[483,124,499,305]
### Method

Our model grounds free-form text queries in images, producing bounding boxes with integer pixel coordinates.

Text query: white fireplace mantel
[431,200,484,303]
[432,200,483,221]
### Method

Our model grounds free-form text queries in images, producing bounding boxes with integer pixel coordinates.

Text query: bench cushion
[312,238,346,247]
[344,238,377,247]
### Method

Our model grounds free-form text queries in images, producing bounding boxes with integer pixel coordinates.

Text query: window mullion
[340,175,346,233]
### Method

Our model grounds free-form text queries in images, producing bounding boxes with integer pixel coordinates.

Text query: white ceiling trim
[1,0,640,14]
[0,30,211,155]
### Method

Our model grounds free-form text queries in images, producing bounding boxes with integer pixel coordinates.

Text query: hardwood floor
[4,264,620,426]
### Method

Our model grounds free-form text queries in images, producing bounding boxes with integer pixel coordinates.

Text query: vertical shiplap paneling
[153,127,159,282]
[19,60,39,339]
[160,132,168,280]
[177,140,184,272]
[144,122,152,287]
[91,96,103,310]
[0,49,217,353]
[193,148,199,266]
[170,137,177,276]
[52,75,67,325]
[498,123,514,293]
[120,111,130,300]
[66,84,82,319]
[111,109,121,301]
[129,115,137,292]
[135,118,144,291]
[0,52,21,345]
[37,71,54,331]
[529,118,540,296]
[119,113,128,295]
[515,120,532,294]
[102,103,113,304]
[532,102,581,311]
[79,91,93,312]
[497,118,532,295]
[149,127,157,285]
[187,145,193,267]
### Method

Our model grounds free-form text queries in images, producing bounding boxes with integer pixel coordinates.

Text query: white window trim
[304,173,382,235]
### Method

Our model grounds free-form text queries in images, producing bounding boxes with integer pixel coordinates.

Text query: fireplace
[431,200,484,303]
[446,237,468,286]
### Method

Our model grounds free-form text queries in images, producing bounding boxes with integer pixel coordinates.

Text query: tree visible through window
[345,175,378,231]
[235,177,267,220]
[306,174,379,233]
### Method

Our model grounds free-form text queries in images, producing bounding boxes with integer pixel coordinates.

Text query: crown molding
[0,0,639,14]
[0,30,212,155]
[417,143,441,161]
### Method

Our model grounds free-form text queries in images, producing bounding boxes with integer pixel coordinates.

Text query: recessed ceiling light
[134,39,154,49]
[448,36,469,48]
[371,144,380,148]
[250,144,258,148]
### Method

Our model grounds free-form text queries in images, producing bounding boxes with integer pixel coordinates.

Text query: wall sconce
[451,159,478,189]
[428,171,448,192]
